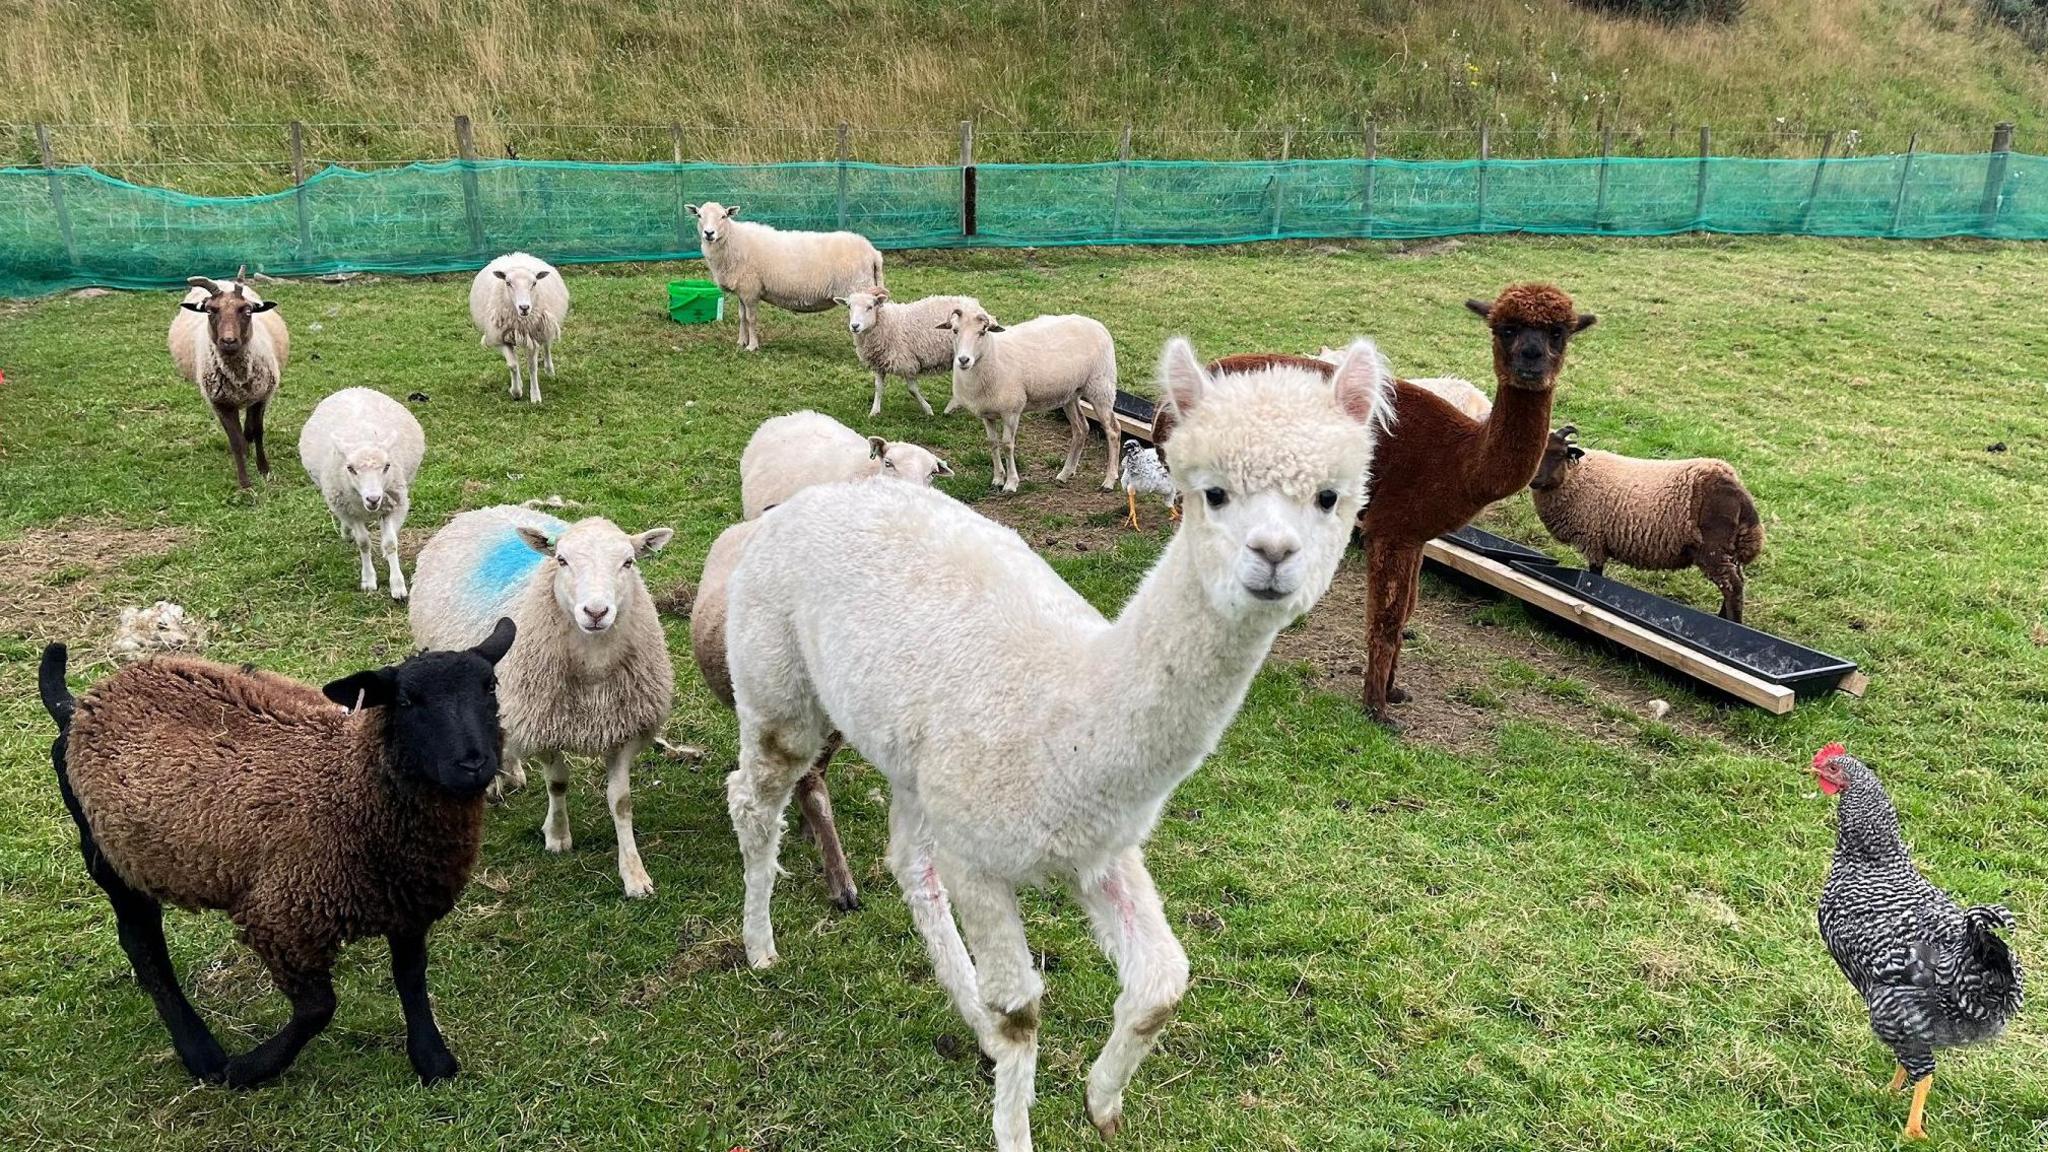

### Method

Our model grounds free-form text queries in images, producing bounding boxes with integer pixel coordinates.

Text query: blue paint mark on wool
[470,517,564,600]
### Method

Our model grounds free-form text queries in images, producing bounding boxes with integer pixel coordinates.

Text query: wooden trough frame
[1078,394,1866,715]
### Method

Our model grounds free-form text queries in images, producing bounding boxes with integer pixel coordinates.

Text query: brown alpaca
[1212,284,1596,722]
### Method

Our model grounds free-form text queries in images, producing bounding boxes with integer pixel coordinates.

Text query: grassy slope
[5,0,2048,191]
[0,237,2045,1150]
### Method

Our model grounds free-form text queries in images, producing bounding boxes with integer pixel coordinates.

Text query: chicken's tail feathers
[1966,904,2018,934]
[1964,904,2020,981]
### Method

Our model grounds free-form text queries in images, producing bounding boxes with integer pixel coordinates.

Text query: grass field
[1,236,2046,1150]
[7,0,2048,191]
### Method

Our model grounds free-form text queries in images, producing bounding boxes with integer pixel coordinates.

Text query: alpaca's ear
[1330,339,1396,432]
[1573,312,1597,332]
[1465,298,1493,320]
[1157,337,1207,419]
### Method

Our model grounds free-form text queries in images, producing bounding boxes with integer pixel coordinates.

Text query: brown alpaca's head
[1465,283,1595,392]
[1529,425,1584,491]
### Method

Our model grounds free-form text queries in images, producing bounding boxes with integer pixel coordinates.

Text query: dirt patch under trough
[975,415,1726,755]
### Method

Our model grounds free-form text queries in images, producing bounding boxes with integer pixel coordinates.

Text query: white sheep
[941,306,1121,493]
[839,288,979,416]
[738,410,952,520]
[170,268,289,489]
[469,253,568,404]
[409,507,675,898]
[689,201,883,352]
[297,387,426,600]
[1314,346,1491,421]
[722,338,1396,1152]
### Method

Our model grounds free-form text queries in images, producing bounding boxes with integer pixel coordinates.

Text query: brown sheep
[692,520,859,910]
[37,621,515,1089]
[1211,283,1596,724]
[169,266,288,490]
[1529,425,1765,622]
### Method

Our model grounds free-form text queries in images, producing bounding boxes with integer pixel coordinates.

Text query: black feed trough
[1507,560,1859,696]
[1112,390,1157,435]
[1441,525,1553,566]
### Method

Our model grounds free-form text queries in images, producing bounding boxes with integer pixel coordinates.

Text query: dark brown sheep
[38,620,514,1089]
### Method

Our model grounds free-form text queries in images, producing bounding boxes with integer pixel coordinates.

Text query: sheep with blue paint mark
[409,505,675,898]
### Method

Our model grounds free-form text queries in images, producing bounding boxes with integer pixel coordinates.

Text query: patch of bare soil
[0,519,185,659]
[982,415,1723,756]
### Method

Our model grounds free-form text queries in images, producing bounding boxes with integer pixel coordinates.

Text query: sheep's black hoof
[221,1055,283,1090]
[411,1044,461,1085]
[1385,685,1411,704]
[830,887,863,913]
[181,1046,230,1084]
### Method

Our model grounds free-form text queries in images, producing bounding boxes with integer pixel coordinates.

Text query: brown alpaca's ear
[1465,298,1494,320]
[1573,312,1598,332]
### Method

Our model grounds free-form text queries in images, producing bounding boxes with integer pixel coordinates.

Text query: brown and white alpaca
[1215,284,1595,722]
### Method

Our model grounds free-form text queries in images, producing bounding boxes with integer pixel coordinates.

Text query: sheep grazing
[469,253,568,404]
[169,267,288,489]
[839,288,979,416]
[410,507,675,898]
[689,520,858,910]
[738,409,952,520]
[1529,425,1765,621]
[111,601,205,662]
[942,306,1122,493]
[722,338,1396,1151]
[1316,347,1492,422]
[690,201,883,352]
[298,387,426,600]
[37,620,515,1088]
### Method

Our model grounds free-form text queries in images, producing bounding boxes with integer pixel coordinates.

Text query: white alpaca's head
[516,516,673,635]
[1152,338,1394,620]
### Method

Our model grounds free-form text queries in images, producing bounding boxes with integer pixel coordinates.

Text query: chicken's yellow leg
[1888,1065,1907,1092]
[1125,488,1141,531]
[1903,1074,1932,1141]
[1169,499,1181,524]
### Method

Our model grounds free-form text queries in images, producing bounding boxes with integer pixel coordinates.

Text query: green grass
[8,1,2048,192]
[2,236,2046,1150]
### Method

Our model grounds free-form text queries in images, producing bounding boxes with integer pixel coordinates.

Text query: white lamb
[941,306,1121,493]
[738,410,952,520]
[1314,346,1491,421]
[469,253,568,404]
[839,288,979,416]
[297,387,426,600]
[690,201,883,352]
[722,338,1397,1151]
[409,507,675,898]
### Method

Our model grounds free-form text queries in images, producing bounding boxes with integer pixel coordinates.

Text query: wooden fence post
[290,121,312,262]
[1798,130,1836,233]
[1476,123,1491,232]
[836,121,851,229]
[670,123,690,254]
[1889,132,1919,238]
[34,124,78,272]
[1269,125,1293,238]
[1111,123,1133,239]
[1594,124,1614,230]
[960,119,976,238]
[1693,125,1711,228]
[1361,121,1377,239]
[1980,121,2015,232]
[454,115,485,256]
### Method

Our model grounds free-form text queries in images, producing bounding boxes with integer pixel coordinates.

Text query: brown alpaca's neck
[1467,378,1555,502]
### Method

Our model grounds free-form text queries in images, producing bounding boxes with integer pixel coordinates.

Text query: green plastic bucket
[667,279,724,324]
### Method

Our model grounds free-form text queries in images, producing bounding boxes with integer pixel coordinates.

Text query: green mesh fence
[0,151,2037,296]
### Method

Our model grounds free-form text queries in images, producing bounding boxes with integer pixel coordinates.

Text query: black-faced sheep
[37,620,515,1088]
[1528,425,1765,622]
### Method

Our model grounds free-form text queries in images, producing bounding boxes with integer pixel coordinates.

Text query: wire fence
[0,119,2034,297]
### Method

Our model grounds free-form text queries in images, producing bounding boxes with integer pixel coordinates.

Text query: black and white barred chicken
[1119,440,1177,530]
[1813,743,2023,1141]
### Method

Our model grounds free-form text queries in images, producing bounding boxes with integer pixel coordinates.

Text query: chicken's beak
[1814,763,1846,795]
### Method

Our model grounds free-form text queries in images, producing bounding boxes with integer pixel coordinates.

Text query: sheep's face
[1529,426,1585,492]
[180,277,276,356]
[1154,338,1392,621]
[937,307,1005,370]
[841,288,888,334]
[492,264,551,318]
[1466,285,1596,391]
[691,201,740,246]
[322,618,516,796]
[517,517,673,636]
[341,443,397,513]
[867,436,953,486]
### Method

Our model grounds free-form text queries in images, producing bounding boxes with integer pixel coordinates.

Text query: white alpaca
[722,338,1396,1151]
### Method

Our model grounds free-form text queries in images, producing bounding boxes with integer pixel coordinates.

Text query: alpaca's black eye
[1316,489,1339,512]
[1204,487,1228,508]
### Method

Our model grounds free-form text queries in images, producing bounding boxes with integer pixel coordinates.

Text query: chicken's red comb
[1812,742,1847,769]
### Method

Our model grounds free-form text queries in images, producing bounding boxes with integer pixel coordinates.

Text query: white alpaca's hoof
[1085,1091,1124,1140]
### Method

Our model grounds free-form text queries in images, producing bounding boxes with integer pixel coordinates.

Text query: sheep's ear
[1156,336,1208,420]
[248,300,278,313]
[867,435,888,460]
[1330,339,1396,431]
[1567,446,1585,461]
[985,322,1006,333]
[686,203,701,215]
[727,205,742,217]
[180,301,208,313]
[1465,298,1493,320]
[631,528,674,556]
[1573,312,1597,332]
[493,268,508,280]
[870,286,889,301]
[322,667,397,710]
[534,268,551,280]
[514,525,554,555]
[831,297,846,307]
[936,314,957,331]
[473,618,517,665]
[933,457,954,478]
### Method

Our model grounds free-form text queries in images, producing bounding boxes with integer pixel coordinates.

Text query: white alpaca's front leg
[885,800,999,1053]
[541,752,573,853]
[1073,847,1190,1140]
[727,724,814,966]
[607,738,653,898]
[381,509,407,600]
[947,863,1043,1152]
